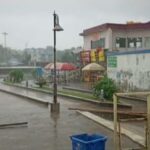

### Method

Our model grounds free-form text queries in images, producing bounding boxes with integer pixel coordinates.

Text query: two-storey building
[80,21,150,51]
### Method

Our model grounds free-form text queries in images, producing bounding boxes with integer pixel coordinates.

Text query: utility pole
[2,32,8,62]
[2,32,8,48]
[147,95,150,150]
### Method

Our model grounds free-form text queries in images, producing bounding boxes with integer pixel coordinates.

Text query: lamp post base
[50,103,60,113]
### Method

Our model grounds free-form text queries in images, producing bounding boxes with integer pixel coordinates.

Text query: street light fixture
[51,11,63,113]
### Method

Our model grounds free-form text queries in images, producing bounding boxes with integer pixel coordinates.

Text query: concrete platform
[0,83,144,150]
[78,111,145,146]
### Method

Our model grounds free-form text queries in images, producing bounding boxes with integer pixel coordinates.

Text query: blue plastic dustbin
[70,133,107,150]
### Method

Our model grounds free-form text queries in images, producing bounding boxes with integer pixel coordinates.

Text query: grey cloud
[0,0,149,50]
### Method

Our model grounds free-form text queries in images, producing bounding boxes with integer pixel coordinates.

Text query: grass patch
[3,81,98,101]
[4,81,14,85]
[36,86,98,101]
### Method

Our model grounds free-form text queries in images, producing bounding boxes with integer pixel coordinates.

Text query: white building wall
[83,33,100,50]
[107,28,113,51]
[83,30,111,50]
[107,51,150,91]
[83,35,93,50]
[101,28,112,50]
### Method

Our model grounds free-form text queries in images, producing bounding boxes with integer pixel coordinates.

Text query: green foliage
[36,86,98,100]
[35,77,46,88]
[60,50,74,63]
[57,47,81,63]
[9,69,24,83]
[93,76,117,100]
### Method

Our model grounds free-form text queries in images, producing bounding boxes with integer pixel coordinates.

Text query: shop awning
[82,63,105,71]
[44,62,77,71]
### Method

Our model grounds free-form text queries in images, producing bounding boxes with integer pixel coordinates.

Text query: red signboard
[80,50,91,64]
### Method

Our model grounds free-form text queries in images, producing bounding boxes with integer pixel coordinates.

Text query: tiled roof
[80,21,150,36]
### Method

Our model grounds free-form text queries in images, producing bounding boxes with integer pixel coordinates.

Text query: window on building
[99,38,105,48]
[136,37,142,48]
[128,38,136,48]
[116,37,126,48]
[91,40,99,49]
[91,38,105,49]
[127,37,142,48]
[145,37,150,48]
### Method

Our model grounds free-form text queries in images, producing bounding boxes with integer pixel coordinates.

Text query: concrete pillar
[147,95,150,150]
[113,94,119,150]
[50,103,60,113]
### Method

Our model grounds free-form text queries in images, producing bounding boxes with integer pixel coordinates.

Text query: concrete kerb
[2,82,132,109]
[0,88,49,107]
[118,95,146,102]
[62,86,93,93]
[78,111,145,147]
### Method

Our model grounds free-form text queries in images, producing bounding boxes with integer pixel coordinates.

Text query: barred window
[116,37,126,48]
[127,37,142,48]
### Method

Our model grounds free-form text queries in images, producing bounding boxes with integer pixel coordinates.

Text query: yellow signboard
[90,49,96,62]
[98,49,105,61]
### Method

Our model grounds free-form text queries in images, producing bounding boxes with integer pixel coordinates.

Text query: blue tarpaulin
[36,67,43,77]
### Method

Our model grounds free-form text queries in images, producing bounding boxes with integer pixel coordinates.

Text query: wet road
[0,85,143,149]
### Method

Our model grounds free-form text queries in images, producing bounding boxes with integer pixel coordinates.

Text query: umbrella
[82,63,105,71]
[45,62,77,71]
[44,63,53,70]
[60,63,77,71]
[44,62,77,84]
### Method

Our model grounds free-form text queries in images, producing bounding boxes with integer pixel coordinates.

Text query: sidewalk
[0,83,144,149]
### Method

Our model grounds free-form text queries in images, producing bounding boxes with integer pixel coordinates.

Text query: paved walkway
[0,83,144,149]
[0,83,52,103]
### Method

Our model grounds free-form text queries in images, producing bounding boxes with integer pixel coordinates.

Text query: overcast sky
[0,0,149,50]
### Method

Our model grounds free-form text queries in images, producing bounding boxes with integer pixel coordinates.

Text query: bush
[9,69,24,83]
[35,77,46,88]
[93,76,117,100]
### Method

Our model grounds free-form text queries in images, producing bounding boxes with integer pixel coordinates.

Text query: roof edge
[80,21,150,36]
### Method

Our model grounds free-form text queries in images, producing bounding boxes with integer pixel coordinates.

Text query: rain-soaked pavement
[0,94,142,149]
[0,84,144,150]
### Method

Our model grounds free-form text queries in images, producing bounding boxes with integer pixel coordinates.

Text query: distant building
[80,21,150,51]
[25,46,53,66]
[8,58,23,66]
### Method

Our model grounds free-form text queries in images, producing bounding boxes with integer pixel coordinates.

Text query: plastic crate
[70,133,107,150]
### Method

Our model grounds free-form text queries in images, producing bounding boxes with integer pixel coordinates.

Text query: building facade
[80,21,150,89]
[107,50,150,91]
[80,21,150,51]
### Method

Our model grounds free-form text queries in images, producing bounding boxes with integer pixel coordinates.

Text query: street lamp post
[51,11,63,113]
